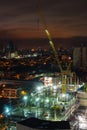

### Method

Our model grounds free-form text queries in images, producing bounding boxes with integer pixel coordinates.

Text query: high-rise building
[6,41,18,58]
[73,46,87,68]
[82,47,87,67]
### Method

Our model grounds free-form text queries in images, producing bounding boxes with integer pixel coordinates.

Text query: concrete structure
[16,117,71,130]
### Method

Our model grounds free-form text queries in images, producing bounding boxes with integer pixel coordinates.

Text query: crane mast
[45,29,62,72]
[44,29,67,94]
[37,7,71,95]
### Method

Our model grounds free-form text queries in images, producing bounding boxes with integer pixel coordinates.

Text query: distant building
[5,41,18,59]
[73,46,87,68]
[1,85,20,99]
[16,117,71,130]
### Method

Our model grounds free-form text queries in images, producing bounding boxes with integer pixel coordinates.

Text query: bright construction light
[58,81,61,85]
[36,97,40,102]
[23,96,28,101]
[45,98,49,103]
[62,94,66,98]
[4,106,10,115]
[53,86,57,89]
[21,90,27,95]
[37,86,42,91]
[5,107,9,113]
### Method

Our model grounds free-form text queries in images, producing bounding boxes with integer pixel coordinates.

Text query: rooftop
[17,117,71,129]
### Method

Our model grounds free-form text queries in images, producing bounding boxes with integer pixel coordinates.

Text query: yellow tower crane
[37,7,71,95]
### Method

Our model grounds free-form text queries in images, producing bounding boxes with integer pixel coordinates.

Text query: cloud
[0,0,87,38]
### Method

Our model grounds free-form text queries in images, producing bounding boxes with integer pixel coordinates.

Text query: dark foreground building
[16,117,71,130]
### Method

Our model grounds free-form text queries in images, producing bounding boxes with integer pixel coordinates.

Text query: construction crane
[37,6,72,95]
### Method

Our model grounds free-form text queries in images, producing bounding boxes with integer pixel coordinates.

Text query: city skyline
[0,37,87,50]
[0,0,87,49]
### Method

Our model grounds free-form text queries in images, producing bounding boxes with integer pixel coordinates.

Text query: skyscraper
[73,46,87,68]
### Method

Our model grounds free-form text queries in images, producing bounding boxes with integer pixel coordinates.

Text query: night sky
[0,0,87,49]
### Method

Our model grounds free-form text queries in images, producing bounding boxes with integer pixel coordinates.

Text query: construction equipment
[37,6,71,95]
